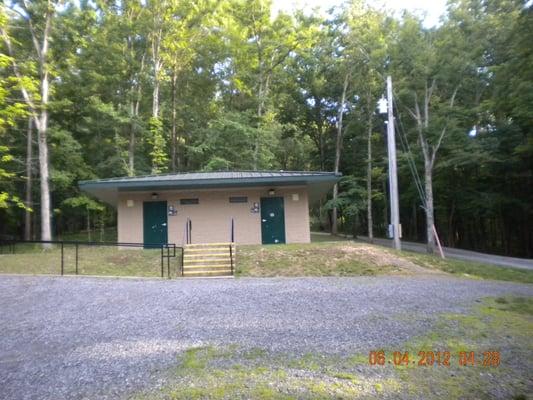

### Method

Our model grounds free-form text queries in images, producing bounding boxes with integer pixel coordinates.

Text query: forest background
[0,0,531,257]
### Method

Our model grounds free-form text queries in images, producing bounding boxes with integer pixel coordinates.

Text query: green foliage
[324,175,366,217]
[62,195,104,212]
[147,116,168,174]
[0,0,530,257]
[0,8,29,209]
[403,251,533,284]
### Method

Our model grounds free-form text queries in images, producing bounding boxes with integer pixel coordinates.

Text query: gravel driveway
[0,275,531,400]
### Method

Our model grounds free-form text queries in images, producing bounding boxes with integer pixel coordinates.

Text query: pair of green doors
[260,197,286,245]
[143,198,286,246]
[143,201,168,247]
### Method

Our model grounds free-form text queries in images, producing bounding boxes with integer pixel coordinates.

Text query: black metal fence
[0,240,182,278]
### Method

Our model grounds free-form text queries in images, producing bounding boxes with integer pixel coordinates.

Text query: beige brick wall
[117,186,310,245]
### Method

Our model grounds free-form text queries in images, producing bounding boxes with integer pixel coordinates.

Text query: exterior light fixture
[268,189,276,195]
[377,95,388,114]
[151,192,158,200]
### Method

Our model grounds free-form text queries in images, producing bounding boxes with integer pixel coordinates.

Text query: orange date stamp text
[368,350,500,367]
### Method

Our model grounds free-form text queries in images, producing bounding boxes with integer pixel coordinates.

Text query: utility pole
[386,76,401,250]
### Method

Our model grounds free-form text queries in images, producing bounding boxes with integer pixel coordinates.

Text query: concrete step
[185,242,235,247]
[183,264,232,269]
[184,253,229,258]
[185,248,235,253]
[182,242,236,277]
[183,269,232,276]
[183,261,231,268]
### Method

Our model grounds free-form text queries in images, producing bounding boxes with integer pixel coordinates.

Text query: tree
[390,14,467,253]
[62,195,104,241]
[224,0,307,169]
[0,8,27,210]
[344,1,389,240]
[161,0,216,172]
[1,0,58,242]
[0,0,530,257]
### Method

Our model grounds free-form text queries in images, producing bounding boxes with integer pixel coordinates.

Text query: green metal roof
[79,171,341,206]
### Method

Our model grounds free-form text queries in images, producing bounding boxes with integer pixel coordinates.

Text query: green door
[260,197,286,244]
[143,201,168,247]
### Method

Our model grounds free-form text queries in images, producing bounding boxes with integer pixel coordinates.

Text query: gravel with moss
[0,275,531,399]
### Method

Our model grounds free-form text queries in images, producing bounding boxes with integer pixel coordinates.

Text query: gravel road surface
[0,275,531,399]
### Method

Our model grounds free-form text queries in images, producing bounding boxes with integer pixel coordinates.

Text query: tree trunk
[128,100,136,176]
[412,202,418,240]
[151,26,161,120]
[2,1,54,244]
[24,118,33,241]
[87,208,91,242]
[127,51,145,176]
[424,162,435,253]
[331,73,349,235]
[38,22,52,244]
[37,122,52,243]
[253,72,270,170]
[319,131,325,171]
[149,13,164,174]
[448,199,456,247]
[171,70,178,172]
[152,73,160,119]
[100,212,104,242]
[366,99,373,243]
[407,82,458,253]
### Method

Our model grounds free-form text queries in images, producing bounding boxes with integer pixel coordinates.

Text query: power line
[392,93,427,211]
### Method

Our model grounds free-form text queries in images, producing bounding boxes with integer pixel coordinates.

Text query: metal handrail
[183,218,192,245]
[230,218,235,275]
[229,243,234,275]
[0,239,179,278]
[183,219,188,245]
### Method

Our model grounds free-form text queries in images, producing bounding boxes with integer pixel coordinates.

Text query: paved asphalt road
[352,236,533,271]
[1,275,532,399]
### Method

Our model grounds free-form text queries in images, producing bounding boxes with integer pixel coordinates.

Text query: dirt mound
[336,244,438,274]
[238,242,440,277]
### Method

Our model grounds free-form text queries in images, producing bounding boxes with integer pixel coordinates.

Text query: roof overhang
[79,172,342,207]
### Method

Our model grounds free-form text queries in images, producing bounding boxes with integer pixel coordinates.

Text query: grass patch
[0,243,180,277]
[492,296,533,315]
[236,241,427,277]
[137,348,378,400]
[180,347,219,371]
[2,238,532,283]
[403,251,533,283]
[236,241,533,282]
